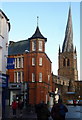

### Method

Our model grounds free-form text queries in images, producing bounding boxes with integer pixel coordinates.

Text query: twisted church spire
[62,6,73,52]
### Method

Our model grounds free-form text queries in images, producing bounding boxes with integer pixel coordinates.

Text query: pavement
[2,105,82,120]
[65,105,82,120]
[3,105,37,120]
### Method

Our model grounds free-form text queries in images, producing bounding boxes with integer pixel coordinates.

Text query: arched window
[63,59,66,66]
[67,59,70,66]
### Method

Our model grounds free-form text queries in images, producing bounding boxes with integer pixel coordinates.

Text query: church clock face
[32,40,36,51]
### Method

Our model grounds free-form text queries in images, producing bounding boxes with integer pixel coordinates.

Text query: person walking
[35,102,50,120]
[18,100,24,117]
[12,99,17,117]
[51,99,68,120]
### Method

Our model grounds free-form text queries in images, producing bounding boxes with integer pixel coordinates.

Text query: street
[3,105,82,120]
[66,105,82,120]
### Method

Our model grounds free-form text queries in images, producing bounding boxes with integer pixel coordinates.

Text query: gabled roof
[8,39,30,55]
[28,26,47,42]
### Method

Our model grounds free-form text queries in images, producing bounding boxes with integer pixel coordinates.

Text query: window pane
[19,58,21,68]
[39,73,42,82]
[21,71,24,83]
[32,58,35,66]
[21,57,24,68]
[17,72,20,83]
[32,73,35,82]
[39,41,42,51]
[14,72,17,82]
[32,41,36,51]
[39,58,42,66]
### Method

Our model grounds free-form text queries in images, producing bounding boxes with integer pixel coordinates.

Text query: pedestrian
[18,100,24,116]
[51,99,68,120]
[35,102,50,120]
[73,100,76,106]
[12,99,17,117]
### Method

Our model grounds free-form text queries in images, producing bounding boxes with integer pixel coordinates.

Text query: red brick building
[8,26,53,105]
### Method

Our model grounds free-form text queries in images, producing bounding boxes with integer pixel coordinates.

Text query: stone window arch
[63,58,66,66]
[67,59,70,66]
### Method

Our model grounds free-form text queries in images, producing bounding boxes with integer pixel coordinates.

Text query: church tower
[58,6,78,91]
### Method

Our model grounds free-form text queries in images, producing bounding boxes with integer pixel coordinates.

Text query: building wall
[0,10,10,74]
[8,51,52,105]
[58,51,78,92]
[24,52,52,104]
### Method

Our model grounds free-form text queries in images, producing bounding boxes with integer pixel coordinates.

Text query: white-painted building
[0,9,10,74]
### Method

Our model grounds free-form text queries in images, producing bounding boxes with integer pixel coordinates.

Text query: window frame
[39,73,42,82]
[32,57,35,66]
[39,57,42,66]
[32,73,35,82]
[38,41,42,51]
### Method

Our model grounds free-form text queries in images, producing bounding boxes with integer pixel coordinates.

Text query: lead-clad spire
[62,6,73,52]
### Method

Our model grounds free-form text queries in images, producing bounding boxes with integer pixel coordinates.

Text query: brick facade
[8,26,53,105]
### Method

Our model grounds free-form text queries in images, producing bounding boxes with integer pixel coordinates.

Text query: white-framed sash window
[32,73,35,82]
[39,57,42,66]
[32,41,36,51]
[32,58,35,66]
[39,73,42,82]
[38,41,42,51]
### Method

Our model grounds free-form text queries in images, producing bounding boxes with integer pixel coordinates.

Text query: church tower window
[67,59,70,66]
[63,58,66,66]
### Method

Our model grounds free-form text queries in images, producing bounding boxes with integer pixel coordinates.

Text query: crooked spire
[62,6,73,52]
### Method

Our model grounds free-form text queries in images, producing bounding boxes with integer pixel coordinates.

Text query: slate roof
[8,39,30,55]
[28,26,47,42]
